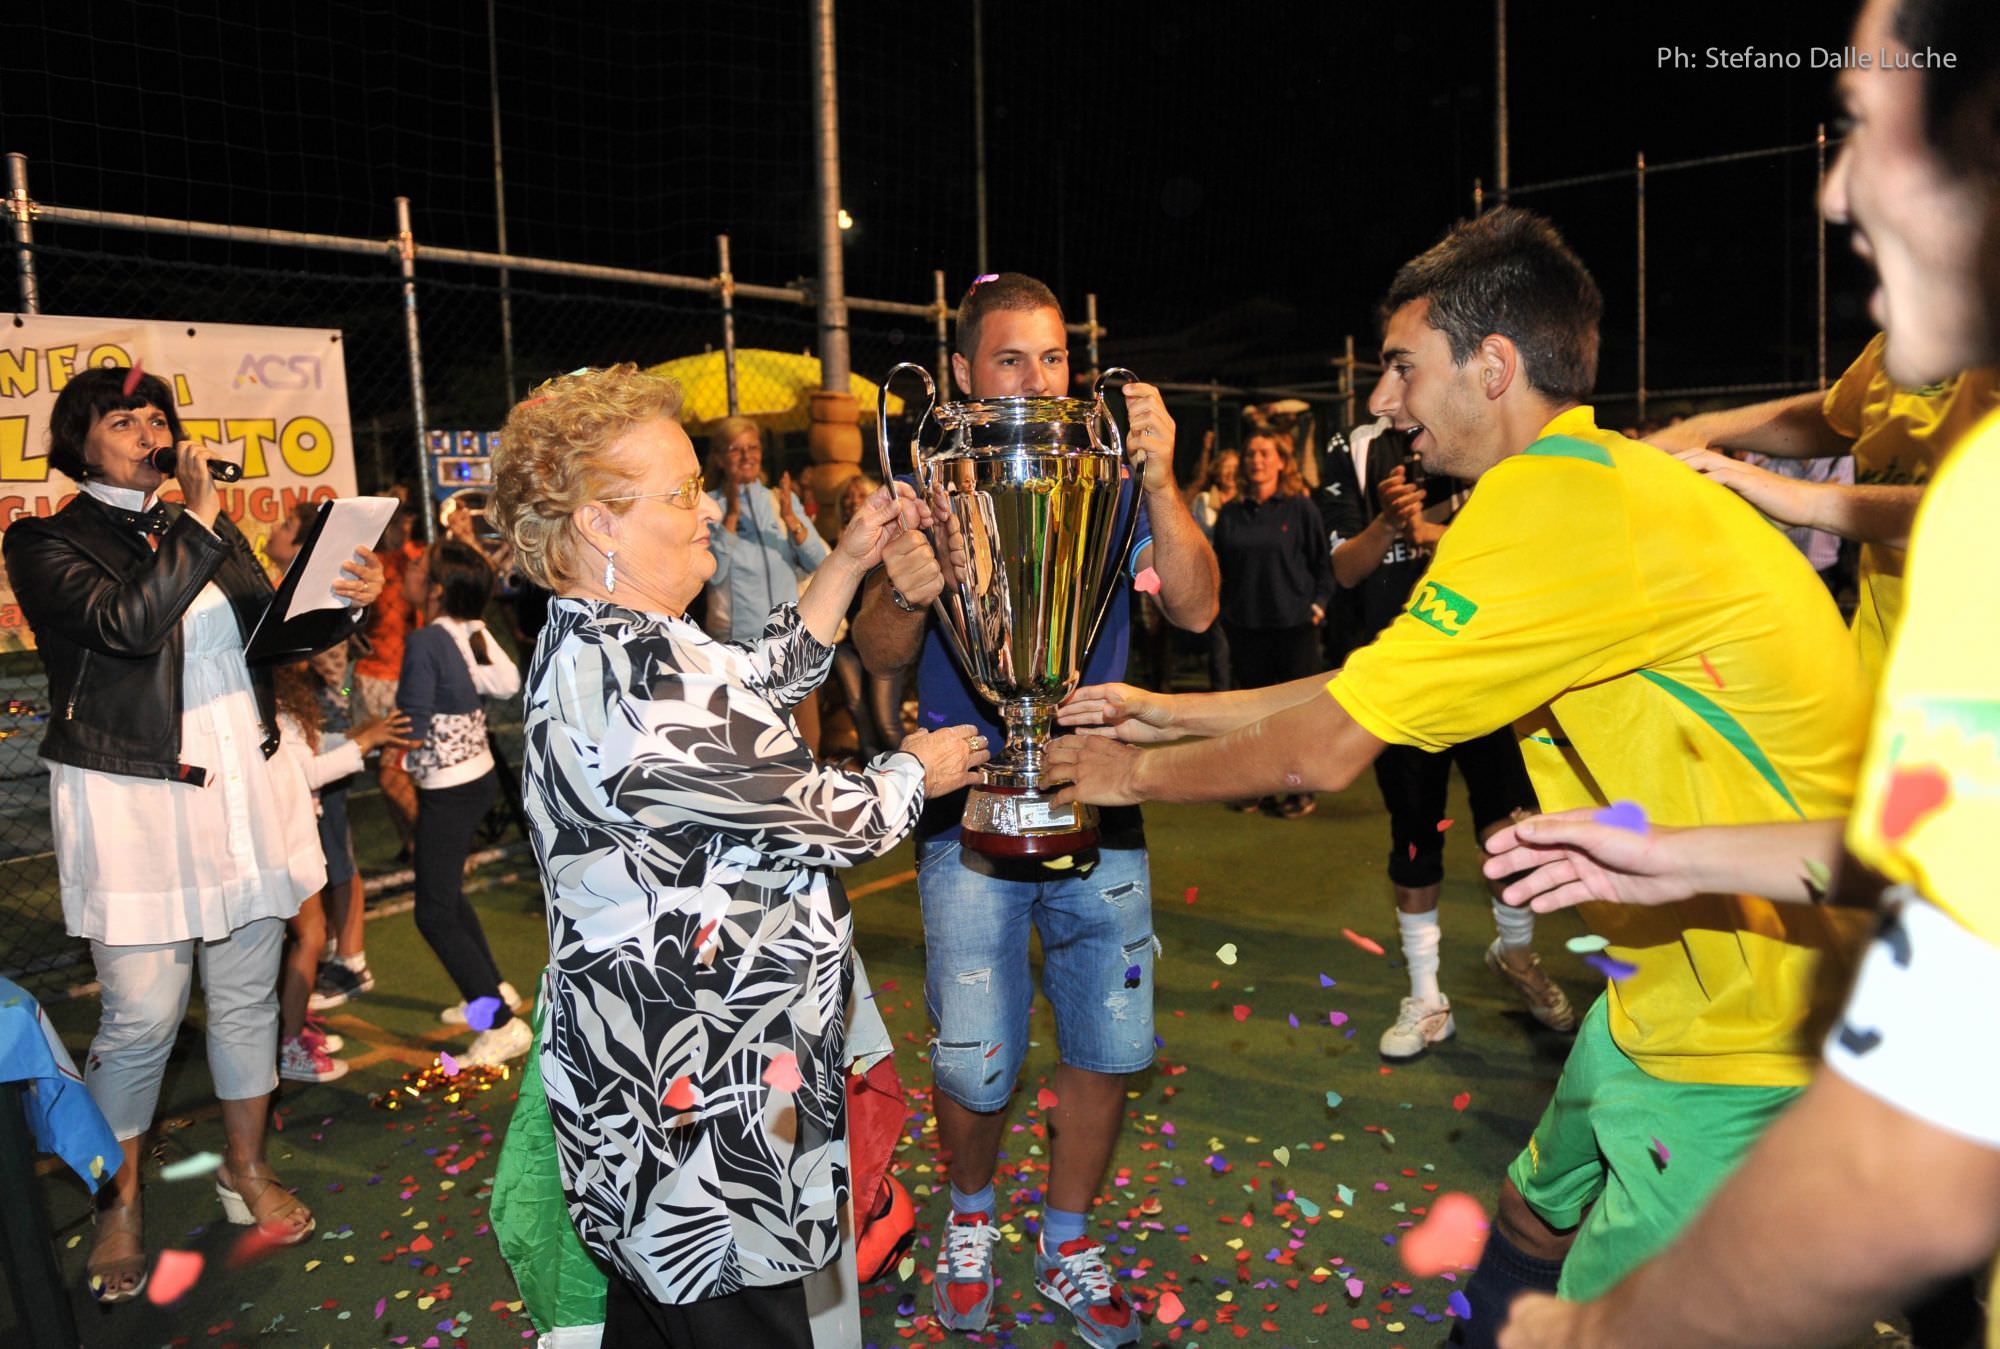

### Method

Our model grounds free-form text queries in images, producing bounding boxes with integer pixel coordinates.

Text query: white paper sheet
[283,497,400,620]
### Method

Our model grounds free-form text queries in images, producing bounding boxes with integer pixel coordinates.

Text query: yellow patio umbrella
[645,348,905,434]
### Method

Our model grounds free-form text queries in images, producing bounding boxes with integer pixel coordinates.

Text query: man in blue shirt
[853,273,1217,1348]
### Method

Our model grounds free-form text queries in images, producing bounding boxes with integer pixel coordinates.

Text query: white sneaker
[440,980,527,1025]
[462,1014,534,1067]
[1378,995,1455,1060]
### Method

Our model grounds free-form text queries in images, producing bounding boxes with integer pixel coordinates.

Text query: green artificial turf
[6,780,1904,1349]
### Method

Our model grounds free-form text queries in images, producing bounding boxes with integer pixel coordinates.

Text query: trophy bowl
[879,363,1141,857]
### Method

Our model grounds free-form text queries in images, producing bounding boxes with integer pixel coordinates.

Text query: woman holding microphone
[3,367,384,1302]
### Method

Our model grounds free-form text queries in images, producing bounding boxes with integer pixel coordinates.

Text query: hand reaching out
[1055,682,1184,743]
[1482,809,1694,913]
[898,724,992,796]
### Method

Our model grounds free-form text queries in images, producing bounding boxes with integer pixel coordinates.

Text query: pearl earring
[603,550,617,594]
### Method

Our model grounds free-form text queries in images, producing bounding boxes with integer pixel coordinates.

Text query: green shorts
[1505,996,1801,1301]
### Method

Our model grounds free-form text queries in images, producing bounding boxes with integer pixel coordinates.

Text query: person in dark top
[1210,430,1333,817]
[1316,418,1577,1059]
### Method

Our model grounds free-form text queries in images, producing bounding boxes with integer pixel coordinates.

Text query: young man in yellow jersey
[1473,0,2000,1343]
[1044,207,1877,1342]
[1647,330,1999,684]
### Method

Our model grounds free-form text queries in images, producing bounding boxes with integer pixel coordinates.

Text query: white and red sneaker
[1033,1235,1140,1348]
[931,1211,1002,1332]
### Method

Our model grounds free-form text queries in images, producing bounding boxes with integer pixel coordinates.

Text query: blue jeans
[918,837,1157,1112]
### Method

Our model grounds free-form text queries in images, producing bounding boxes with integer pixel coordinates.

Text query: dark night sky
[3,0,1879,426]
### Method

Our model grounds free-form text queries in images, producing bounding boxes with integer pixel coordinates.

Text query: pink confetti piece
[437,1051,460,1078]
[761,1053,802,1094]
[1184,886,1198,905]
[376,1297,388,1319]
[464,996,504,1031]
[1133,566,1162,596]
[1593,800,1649,833]
[122,362,146,397]
[1157,1290,1185,1322]
[1436,817,1455,832]
[145,1249,203,1305]
[1585,952,1639,981]
[1341,928,1386,957]
[1698,652,1725,689]
[1328,1011,1349,1027]
[1452,1092,1471,1113]
[1651,1136,1671,1168]
[970,273,999,286]
[1399,1191,1491,1278]
[1035,1086,1059,1111]
[1345,1276,1365,1299]
[662,1076,699,1111]
[1231,1004,1252,1022]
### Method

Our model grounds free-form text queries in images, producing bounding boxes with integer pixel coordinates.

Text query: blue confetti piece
[1584,952,1639,981]
[1296,1195,1320,1217]
[1448,1290,1472,1320]
[1592,799,1649,833]
[1319,973,1336,988]
[1287,1013,1299,1028]
[1325,1090,1343,1109]
[465,995,505,1031]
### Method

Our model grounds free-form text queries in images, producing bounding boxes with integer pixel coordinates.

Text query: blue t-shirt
[911,477,1152,845]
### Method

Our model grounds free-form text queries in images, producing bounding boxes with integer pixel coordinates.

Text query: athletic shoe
[1033,1235,1141,1348]
[931,1211,1002,1332]
[1277,794,1317,819]
[278,1034,350,1083]
[300,1020,344,1054]
[1486,940,1579,1033]
[462,1015,534,1067]
[440,980,528,1025]
[1378,995,1456,1060]
[308,960,373,1012]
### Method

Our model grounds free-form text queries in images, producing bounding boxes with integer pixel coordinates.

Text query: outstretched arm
[1645,391,1850,459]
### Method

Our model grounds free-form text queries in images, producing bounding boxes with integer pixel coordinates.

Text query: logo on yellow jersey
[1409,580,1478,636]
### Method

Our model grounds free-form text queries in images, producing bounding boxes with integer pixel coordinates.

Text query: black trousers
[1223,621,1320,692]
[1370,728,1537,889]
[605,1271,812,1349]
[412,769,508,1021]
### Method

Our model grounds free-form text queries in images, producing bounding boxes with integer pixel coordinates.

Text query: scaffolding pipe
[7,152,37,314]
[1494,0,1509,201]
[973,0,989,274]
[1085,293,1101,385]
[395,197,437,545]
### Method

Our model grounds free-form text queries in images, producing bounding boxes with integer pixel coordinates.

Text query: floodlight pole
[486,0,517,403]
[811,0,850,390]
[718,234,741,416]
[396,196,438,545]
[1494,0,1510,202]
[974,0,990,273]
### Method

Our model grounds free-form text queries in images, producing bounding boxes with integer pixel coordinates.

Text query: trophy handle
[1081,367,1148,659]
[877,362,938,488]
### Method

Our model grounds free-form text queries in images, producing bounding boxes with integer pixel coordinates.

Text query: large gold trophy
[877,364,1141,857]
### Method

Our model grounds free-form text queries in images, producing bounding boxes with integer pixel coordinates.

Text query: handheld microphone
[147,445,244,483]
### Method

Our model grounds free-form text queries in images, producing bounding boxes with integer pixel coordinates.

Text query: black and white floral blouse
[521,596,925,1305]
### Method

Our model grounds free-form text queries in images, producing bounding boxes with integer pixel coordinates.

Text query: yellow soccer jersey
[1333,406,1874,1087]
[1847,408,2000,949]
[1823,333,2000,682]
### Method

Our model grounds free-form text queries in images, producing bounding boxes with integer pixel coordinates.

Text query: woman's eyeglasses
[599,473,707,510]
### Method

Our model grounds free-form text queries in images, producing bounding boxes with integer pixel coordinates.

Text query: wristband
[888,584,923,614]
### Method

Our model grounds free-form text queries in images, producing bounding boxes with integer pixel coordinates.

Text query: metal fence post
[1635,151,1648,427]
[395,196,437,544]
[1085,292,1101,384]
[933,268,951,395]
[485,0,516,404]
[6,153,37,315]
[1472,176,1484,219]
[1341,334,1358,429]
[1815,122,1828,390]
[717,233,739,416]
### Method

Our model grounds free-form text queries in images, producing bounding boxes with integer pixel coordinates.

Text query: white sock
[340,952,368,972]
[1491,898,1536,952]
[1398,909,1444,1005]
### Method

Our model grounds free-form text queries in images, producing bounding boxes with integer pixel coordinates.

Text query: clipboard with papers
[243,496,400,665]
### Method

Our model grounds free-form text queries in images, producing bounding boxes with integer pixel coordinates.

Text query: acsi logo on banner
[234,354,325,390]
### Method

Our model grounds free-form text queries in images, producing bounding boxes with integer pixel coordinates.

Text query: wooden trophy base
[959,784,1100,859]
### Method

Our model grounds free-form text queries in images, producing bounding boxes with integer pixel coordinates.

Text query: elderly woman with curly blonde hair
[489,364,988,1348]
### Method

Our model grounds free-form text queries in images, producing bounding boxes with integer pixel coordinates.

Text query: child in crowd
[305,640,376,1011]
[397,538,529,1066]
[272,662,414,1082]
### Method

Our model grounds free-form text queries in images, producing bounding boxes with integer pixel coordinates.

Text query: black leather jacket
[2,492,364,784]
